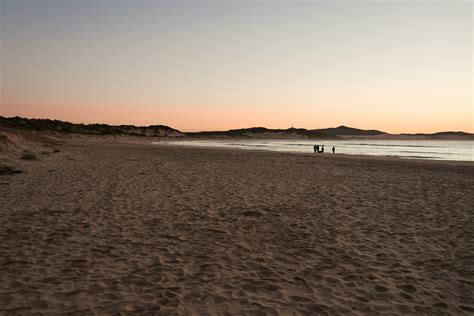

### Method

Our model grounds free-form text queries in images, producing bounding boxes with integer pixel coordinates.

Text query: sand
[1,136,473,314]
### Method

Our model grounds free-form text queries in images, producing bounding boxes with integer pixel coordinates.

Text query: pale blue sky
[0,0,472,132]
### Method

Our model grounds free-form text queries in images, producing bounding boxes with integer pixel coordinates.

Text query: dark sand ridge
[1,136,473,314]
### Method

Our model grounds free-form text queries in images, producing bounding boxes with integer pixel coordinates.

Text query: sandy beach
[1,135,473,314]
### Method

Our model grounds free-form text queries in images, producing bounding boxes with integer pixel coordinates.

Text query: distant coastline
[1,116,473,140]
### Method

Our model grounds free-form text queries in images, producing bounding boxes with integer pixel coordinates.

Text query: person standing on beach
[314,145,317,154]
[321,145,324,154]
[332,146,335,154]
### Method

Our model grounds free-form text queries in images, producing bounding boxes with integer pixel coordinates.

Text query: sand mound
[0,127,62,168]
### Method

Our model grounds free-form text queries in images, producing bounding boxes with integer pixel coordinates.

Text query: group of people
[313,145,335,154]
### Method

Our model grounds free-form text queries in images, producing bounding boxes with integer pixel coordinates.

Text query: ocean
[160,139,474,162]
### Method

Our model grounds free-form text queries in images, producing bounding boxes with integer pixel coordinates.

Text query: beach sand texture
[1,137,473,314]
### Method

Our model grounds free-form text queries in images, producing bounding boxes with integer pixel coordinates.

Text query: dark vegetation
[0,116,183,137]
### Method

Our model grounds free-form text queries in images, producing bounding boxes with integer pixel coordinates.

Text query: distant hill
[401,131,474,139]
[184,125,385,139]
[1,116,471,139]
[432,131,473,137]
[313,125,386,136]
[0,116,184,137]
[185,127,339,139]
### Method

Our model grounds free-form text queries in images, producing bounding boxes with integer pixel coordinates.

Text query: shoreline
[153,139,474,166]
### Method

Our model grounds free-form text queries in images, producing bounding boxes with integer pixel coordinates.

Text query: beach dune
[1,136,473,314]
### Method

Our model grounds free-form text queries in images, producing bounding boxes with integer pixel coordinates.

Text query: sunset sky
[0,0,472,133]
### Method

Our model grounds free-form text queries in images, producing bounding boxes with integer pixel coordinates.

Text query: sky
[0,0,472,133]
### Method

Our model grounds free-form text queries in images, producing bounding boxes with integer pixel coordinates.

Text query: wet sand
[1,136,473,314]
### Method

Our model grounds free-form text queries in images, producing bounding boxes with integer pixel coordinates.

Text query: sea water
[159,139,474,162]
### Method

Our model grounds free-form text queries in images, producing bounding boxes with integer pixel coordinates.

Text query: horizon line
[1,115,472,135]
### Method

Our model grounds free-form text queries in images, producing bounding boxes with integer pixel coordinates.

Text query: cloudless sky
[0,0,472,133]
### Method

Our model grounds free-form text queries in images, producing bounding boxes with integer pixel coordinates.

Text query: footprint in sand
[374,285,389,293]
[398,284,417,293]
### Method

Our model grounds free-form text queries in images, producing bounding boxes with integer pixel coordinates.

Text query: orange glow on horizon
[1,102,472,134]
[1,1,471,135]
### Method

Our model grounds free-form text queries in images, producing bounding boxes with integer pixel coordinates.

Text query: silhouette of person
[332,146,335,154]
[321,145,324,154]
[314,145,317,153]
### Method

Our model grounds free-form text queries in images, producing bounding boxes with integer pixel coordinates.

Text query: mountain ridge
[0,116,472,139]
[185,127,339,139]
[312,125,386,136]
